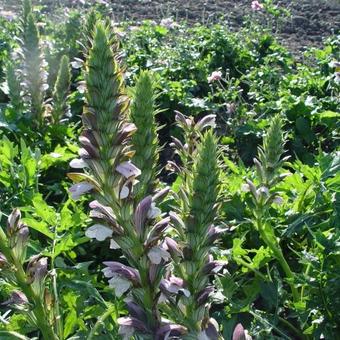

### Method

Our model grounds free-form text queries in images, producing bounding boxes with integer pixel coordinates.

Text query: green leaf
[315,111,340,128]
[32,194,58,225]
[295,117,315,144]
[21,216,54,239]
[53,234,88,258]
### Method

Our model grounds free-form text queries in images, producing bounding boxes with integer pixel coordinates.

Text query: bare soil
[1,0,339,55]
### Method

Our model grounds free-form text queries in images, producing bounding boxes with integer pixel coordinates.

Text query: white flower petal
[119,185,130,199]
[50,152,62,158]
[85,224,113,241]
[241,184,250,192]
[69,182,94,200]
[148,247,171,265]
[197,331,210,340]
[116,161,141,178]
[108,274,131,297]
[147,203,161,219]
[110,239,120,249]
[69,158,87,169]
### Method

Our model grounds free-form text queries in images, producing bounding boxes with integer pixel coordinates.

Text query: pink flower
[207,71,222,83]
[251,1,264,11]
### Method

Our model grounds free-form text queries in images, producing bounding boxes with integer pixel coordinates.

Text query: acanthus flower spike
[166,123,223,337]
[243,115,299,303]
[68,21,179,338]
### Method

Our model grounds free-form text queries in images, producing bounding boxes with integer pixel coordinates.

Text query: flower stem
[87,305,117,340]
[256,219,299,303]
[0,228,58,340]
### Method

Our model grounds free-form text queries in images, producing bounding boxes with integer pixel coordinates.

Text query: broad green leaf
[32,194,58,225]
[21,216,54,239]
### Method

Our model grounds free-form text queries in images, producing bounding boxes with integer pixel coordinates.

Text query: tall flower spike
[22,12,47,126]
[187,130,220,234]
[243,114,299,302]
[51,55,71,124]
[167,130,223,338]
[256,114,286,186]
[70,22,173,338]
[75,22,134,205]
[5,62,25,122]
[130,71,160,200]
[82,9,98,53]
[22,0,32,29]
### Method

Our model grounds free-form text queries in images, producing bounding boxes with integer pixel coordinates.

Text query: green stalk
[278,316,308,340]
[235,257,269,281]
[51,228,63,340]
[87,305,116,340]
[255,216,299,302]
[0,228,58,340]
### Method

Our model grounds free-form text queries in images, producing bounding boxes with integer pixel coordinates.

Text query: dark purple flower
[134,196,152,235]
[27,256,48,297]
[170,136,185,151]
[89,200,120,230]
[160,276,190,298]
[33,257,48,282]
[164,237,182,259]
[169,211,185,231]
[152,187,170,202]
[2,291,28,306]
[15,224,29,251]
[196,114,216,131]
[79,135,100,158]
[118,316,148,333]
[125,299,147,323]
[196,286,214,306]
[7,208,21,234]
[202,260,225,275]
[117,123,137,143]
[146,218,170,247]
[207,225,226,244]
[204,318,219,340]
[102,261,141,285]
[154,217,171,231]
[174,110,187,125]
[80,129,99,148]
[155,323,187,339]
